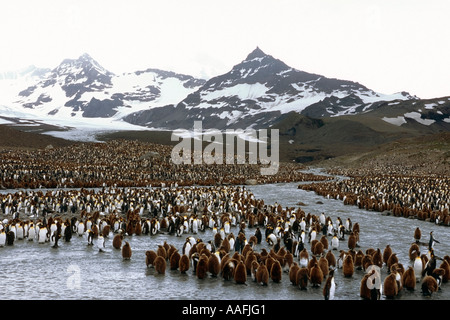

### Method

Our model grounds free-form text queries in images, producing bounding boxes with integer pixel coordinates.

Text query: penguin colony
[0,139,329,190]
[300,174,450,227]
[1,184,449,300]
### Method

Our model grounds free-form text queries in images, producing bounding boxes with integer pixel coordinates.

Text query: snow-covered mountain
[1,53,206,121]
[124,47,418,130]
[2,48,448,140]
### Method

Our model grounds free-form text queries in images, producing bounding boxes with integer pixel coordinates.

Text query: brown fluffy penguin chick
[310,239,319,254]
[208,253,221,277]
[266,256,276,276]
[371,248,383,268]
[220,254,230,273]
[157,245,167,260]
[102,225,111,238]
[179,254,190,274]
[318,256,329,277]
[409,243,420,261]
[362,255,373,271]
[299,248,309,268]
[307,255,317,274]
[325,250,336,269]
[289,262,300,285]
[414,227,421,243]
[354,250,364,270]
[167,245,177,261]
[145,250,157,267]
[214,232,222,249]
[421,275,438,296]
[270,260,282,283]
[234,261,247,284]
[382,245,393,266]
[342,254,354,277]
[250,260,259,282]
[439,259,450,283]
[347,232,356,250]
[284,252,294,271]
[296,267,309,290]
[320,235,329,250]
[196,254,209,279]
[310,262,324,287]
[360,271,373,300]
[221,237,230,253]
[154,255,166,275]
[134,222,142,235]
[121,241,132,260]
[256,263,269,286]
[222,259,237,281]
[387,253,399,272]
[169,250,181,270]
[244,252,257,276]
[362,268,382,300]
[383,273,398,298]
[402,266,416,291]
[313,241,324,257]
[112,234,123,250]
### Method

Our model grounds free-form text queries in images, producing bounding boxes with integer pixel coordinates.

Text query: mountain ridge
[123,47,421,130]
[0,48,448,165]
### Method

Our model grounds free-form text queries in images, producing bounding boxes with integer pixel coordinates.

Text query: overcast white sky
[1,0,449,99]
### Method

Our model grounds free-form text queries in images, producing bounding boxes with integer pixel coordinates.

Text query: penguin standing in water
[50,230,61,248]
[234,261,247,284]
[145,250,157,268]
[179,254,190,274]
[154,255,166,275]
[0,230,6,247]
[38,226,47,244]
[256,263,269,286]
[86,230,95,246]
[429,231,440,251]
[331,232,339,250]
[402,266,416,291]
[414,255,424,282]
[323,269,336,300]
[97,234,106,252]
[122,242,132,260]
[254,228,262,244]
[422,250,437,277]
[421,275,438,296]
[63,222,72,242]
[414,227,421,244]
[112,233,123,250]
[361,267,382,300]
[5,230,15,246]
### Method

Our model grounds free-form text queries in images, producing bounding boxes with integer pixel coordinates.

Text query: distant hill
[0,123,75,149]
[314,131,450,176]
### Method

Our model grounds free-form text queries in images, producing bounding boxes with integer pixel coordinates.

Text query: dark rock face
[125,47,394,130]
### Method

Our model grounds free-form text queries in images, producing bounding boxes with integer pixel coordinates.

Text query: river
[0,179,449,300]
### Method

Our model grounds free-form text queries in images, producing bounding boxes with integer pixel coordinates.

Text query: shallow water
[1,181,449,300]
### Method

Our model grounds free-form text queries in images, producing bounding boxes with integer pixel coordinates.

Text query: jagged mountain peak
[55,53,113,77]
[237,47,289,71]
[245,46,267,61]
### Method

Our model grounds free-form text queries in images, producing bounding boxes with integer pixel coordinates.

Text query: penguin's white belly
[38,229,47,244]
[0,233,6,246]
[77,224,84,236]
[28,228,36,241]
